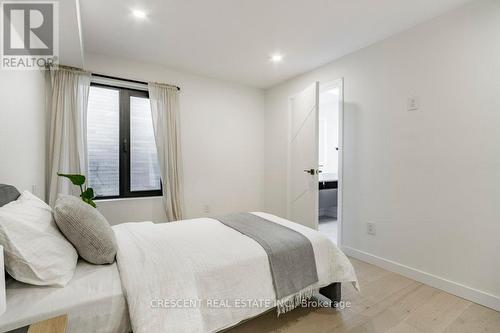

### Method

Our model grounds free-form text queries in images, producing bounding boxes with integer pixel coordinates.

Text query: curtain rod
[91,73,181,91]
[46,63,90,74]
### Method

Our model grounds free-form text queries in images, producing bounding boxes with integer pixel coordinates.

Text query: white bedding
[113,212,358,333]
[0,261,131,333]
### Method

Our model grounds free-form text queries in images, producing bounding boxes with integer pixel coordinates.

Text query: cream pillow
[0,191,78,286]
[54,195,117,265]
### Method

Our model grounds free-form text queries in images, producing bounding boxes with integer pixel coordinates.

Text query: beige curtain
[46,66,91,206]
[148,83,183,221]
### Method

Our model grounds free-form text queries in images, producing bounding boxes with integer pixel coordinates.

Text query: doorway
[318,80,343,245]
[286,79,343,245]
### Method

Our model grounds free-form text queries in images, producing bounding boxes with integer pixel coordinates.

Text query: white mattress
[0,260,131,333]
[114,213,358,332]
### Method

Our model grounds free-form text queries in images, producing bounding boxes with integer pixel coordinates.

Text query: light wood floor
[228,257,500,333]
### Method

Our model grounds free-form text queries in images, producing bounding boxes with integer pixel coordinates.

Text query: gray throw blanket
[214,213,319,314]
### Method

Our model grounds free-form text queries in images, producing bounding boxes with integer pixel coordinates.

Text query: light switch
[407,97,419,111]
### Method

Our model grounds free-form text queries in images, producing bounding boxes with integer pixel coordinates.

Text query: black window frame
[89,82,162,200]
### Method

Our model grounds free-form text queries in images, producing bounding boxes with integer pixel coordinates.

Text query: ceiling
[78,0,471,88]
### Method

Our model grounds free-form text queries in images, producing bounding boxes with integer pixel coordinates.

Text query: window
[87,83,162,199]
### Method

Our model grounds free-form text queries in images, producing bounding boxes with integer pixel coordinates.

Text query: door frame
[286,82,320,230]
[286,78,344,246]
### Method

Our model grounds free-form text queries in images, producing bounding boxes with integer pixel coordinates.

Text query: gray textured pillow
[54,195,117,264]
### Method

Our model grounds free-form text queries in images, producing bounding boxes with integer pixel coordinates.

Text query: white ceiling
[79,0,471,88]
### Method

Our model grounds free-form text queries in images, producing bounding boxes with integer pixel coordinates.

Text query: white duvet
[113,212,358,333]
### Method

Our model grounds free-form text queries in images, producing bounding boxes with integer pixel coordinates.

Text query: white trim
[337,79,344,246]
[313,83,320,230]
[342,246,500,311]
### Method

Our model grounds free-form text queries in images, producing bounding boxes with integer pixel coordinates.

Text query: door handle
[304,169,315,175]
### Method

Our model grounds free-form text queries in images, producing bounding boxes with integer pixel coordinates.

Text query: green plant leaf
[57,172,96,208]
[83,197,97,208]
[57,173,86,186]
[81,187,96,208]
[81,187,95,200]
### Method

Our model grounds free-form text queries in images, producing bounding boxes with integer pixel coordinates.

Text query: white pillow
[0,191,78,286]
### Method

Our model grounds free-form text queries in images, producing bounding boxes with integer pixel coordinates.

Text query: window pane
[130,96,161,192]
[87,86,120,197]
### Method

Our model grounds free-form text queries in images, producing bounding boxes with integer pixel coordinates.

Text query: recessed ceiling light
[132,9,147,19]
[270,53,284,63]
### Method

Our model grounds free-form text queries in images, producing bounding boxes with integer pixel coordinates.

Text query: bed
[0,261,130,332]
[0,184,357,332]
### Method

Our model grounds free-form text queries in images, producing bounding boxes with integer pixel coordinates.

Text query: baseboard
[342,246,500,311]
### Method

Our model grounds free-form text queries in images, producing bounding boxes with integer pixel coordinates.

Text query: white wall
[85,53,265,224]
[0,70,46,198]
[264,0,500,309]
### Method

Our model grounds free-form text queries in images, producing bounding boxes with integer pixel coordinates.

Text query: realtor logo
[1,1,58,70]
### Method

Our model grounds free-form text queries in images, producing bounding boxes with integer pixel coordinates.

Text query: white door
[287,82,319,230]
